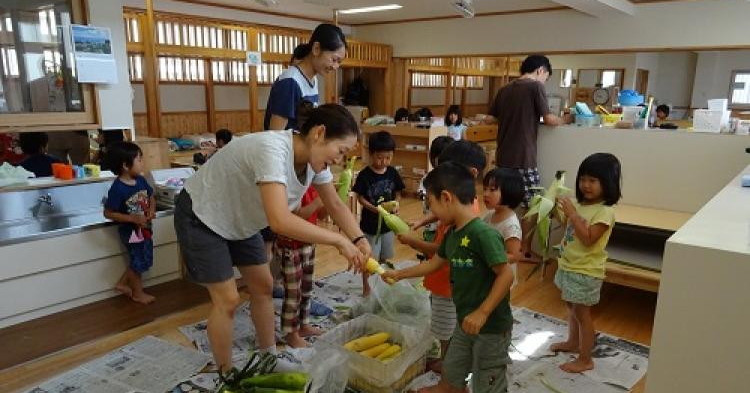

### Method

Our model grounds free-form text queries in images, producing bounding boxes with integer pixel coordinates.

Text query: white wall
[354,1,750,56]
[691,50,750,108]
[88,0,134,130]
[159,84,205,111]
[411,88,445,107]
[215,85,249,111]
[653,52,697,114]
[132,83,146,113]
[123,0,352,34]
[635,52,660,95]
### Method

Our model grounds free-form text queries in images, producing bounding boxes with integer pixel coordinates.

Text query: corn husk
[523,170,572,258]
[376,205,410,234]
[336,156,357,202]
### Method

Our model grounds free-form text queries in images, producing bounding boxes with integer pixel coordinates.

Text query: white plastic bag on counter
[0,162,34,187]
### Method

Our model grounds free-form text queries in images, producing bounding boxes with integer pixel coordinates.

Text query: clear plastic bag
[368,274,431,331]
[304,348,349,393]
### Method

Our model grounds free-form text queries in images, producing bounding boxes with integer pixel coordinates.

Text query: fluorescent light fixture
[338,4,402,14]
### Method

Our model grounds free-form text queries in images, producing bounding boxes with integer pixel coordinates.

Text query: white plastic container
[314,313,432,388]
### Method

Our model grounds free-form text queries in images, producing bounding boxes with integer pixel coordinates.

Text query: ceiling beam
[549,0,635,17]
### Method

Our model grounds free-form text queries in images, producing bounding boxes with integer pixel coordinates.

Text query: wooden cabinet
[135,137,171,173]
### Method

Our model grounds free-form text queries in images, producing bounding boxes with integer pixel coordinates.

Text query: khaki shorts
[442,326,512,393]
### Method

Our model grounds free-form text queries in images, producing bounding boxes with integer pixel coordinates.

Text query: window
[128,54,143,81]
[257,63,284,85]
[212,59,250,83]
[0,0,84,114]
[158,56,205,82]
[257,31,300,54]
[729,70,750,108]
[601,70,617,88]
[452,75,484,89]
[560,69,573,88]
[411,72,447,88]
[1,47,19,77]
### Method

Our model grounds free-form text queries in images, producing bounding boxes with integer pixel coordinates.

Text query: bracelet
[351,235,366,245]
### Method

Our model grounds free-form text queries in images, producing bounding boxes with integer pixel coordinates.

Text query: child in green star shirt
[382,162,515,393]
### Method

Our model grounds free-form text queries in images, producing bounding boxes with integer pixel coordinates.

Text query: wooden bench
[605,204,692,292]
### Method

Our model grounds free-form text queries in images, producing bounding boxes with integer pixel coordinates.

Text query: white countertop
[668,164,750,255]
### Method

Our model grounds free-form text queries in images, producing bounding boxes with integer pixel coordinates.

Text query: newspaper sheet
[24,336,209,393]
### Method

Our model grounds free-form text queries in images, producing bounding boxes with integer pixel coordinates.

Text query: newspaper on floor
[179,302,257,366]
[509,307,648,391]
[24,336,210,393]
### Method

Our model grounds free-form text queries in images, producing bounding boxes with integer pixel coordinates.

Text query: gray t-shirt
[185,130,333,240]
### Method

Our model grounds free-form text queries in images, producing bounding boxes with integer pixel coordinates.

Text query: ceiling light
[337,4,403,14]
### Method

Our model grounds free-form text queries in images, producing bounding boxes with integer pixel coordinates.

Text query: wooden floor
[0,197,656,392]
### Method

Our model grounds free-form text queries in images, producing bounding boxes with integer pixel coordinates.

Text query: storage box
[693,109,730,133]
[149,167,195,208]
[574,114,601,127]
[314,314,432,390]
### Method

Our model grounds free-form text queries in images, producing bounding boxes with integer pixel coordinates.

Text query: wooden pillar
[384,62,392,115]
[247,28,260,131]
[142,0,161,137]
[204,59,216,132]
[488,75,496,113]
[444,72,453,114]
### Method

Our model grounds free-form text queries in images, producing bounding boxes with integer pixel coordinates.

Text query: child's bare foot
[298,324,323,337]
[284,332,309,348]
[550,341,579,353]
[115,283,132,298]
[131,292,155,304]
[560,357,594,373]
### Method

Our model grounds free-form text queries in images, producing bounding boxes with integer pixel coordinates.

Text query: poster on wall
[71,24,118,84]
[246,51,262,66]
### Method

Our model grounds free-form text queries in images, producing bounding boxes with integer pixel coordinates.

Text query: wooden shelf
[615,204,692,232]
[605,261,661,293]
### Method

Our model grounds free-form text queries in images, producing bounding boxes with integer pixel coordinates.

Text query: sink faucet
[32,194,54,217]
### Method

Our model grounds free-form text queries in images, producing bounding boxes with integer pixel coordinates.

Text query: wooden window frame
[728,69,750,110]
[0,0,98,131]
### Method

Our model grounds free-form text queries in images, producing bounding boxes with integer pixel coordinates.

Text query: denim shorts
[554,268,603,306]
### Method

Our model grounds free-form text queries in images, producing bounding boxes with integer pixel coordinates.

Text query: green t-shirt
[558,202,615,279]
[438,218,512,334]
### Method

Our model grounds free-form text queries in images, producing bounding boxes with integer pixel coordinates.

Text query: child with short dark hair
[18,132,62,177]
[215,129,233,148]
[104,141,157,304]
[352,130,405,296]
[383,162,514,393]
[397,139,487,373]
[482,168,525,287]
[550,152,622,373]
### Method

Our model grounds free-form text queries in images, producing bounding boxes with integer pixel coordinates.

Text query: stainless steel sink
[0,179,173,246]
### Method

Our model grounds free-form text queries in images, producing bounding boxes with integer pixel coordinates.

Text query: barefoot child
[384,162,514,393]
[482,168,525,286]
[274,187,326,347]
[352,130,405,296]
[104,142,156,304]
[550,153,621,373]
